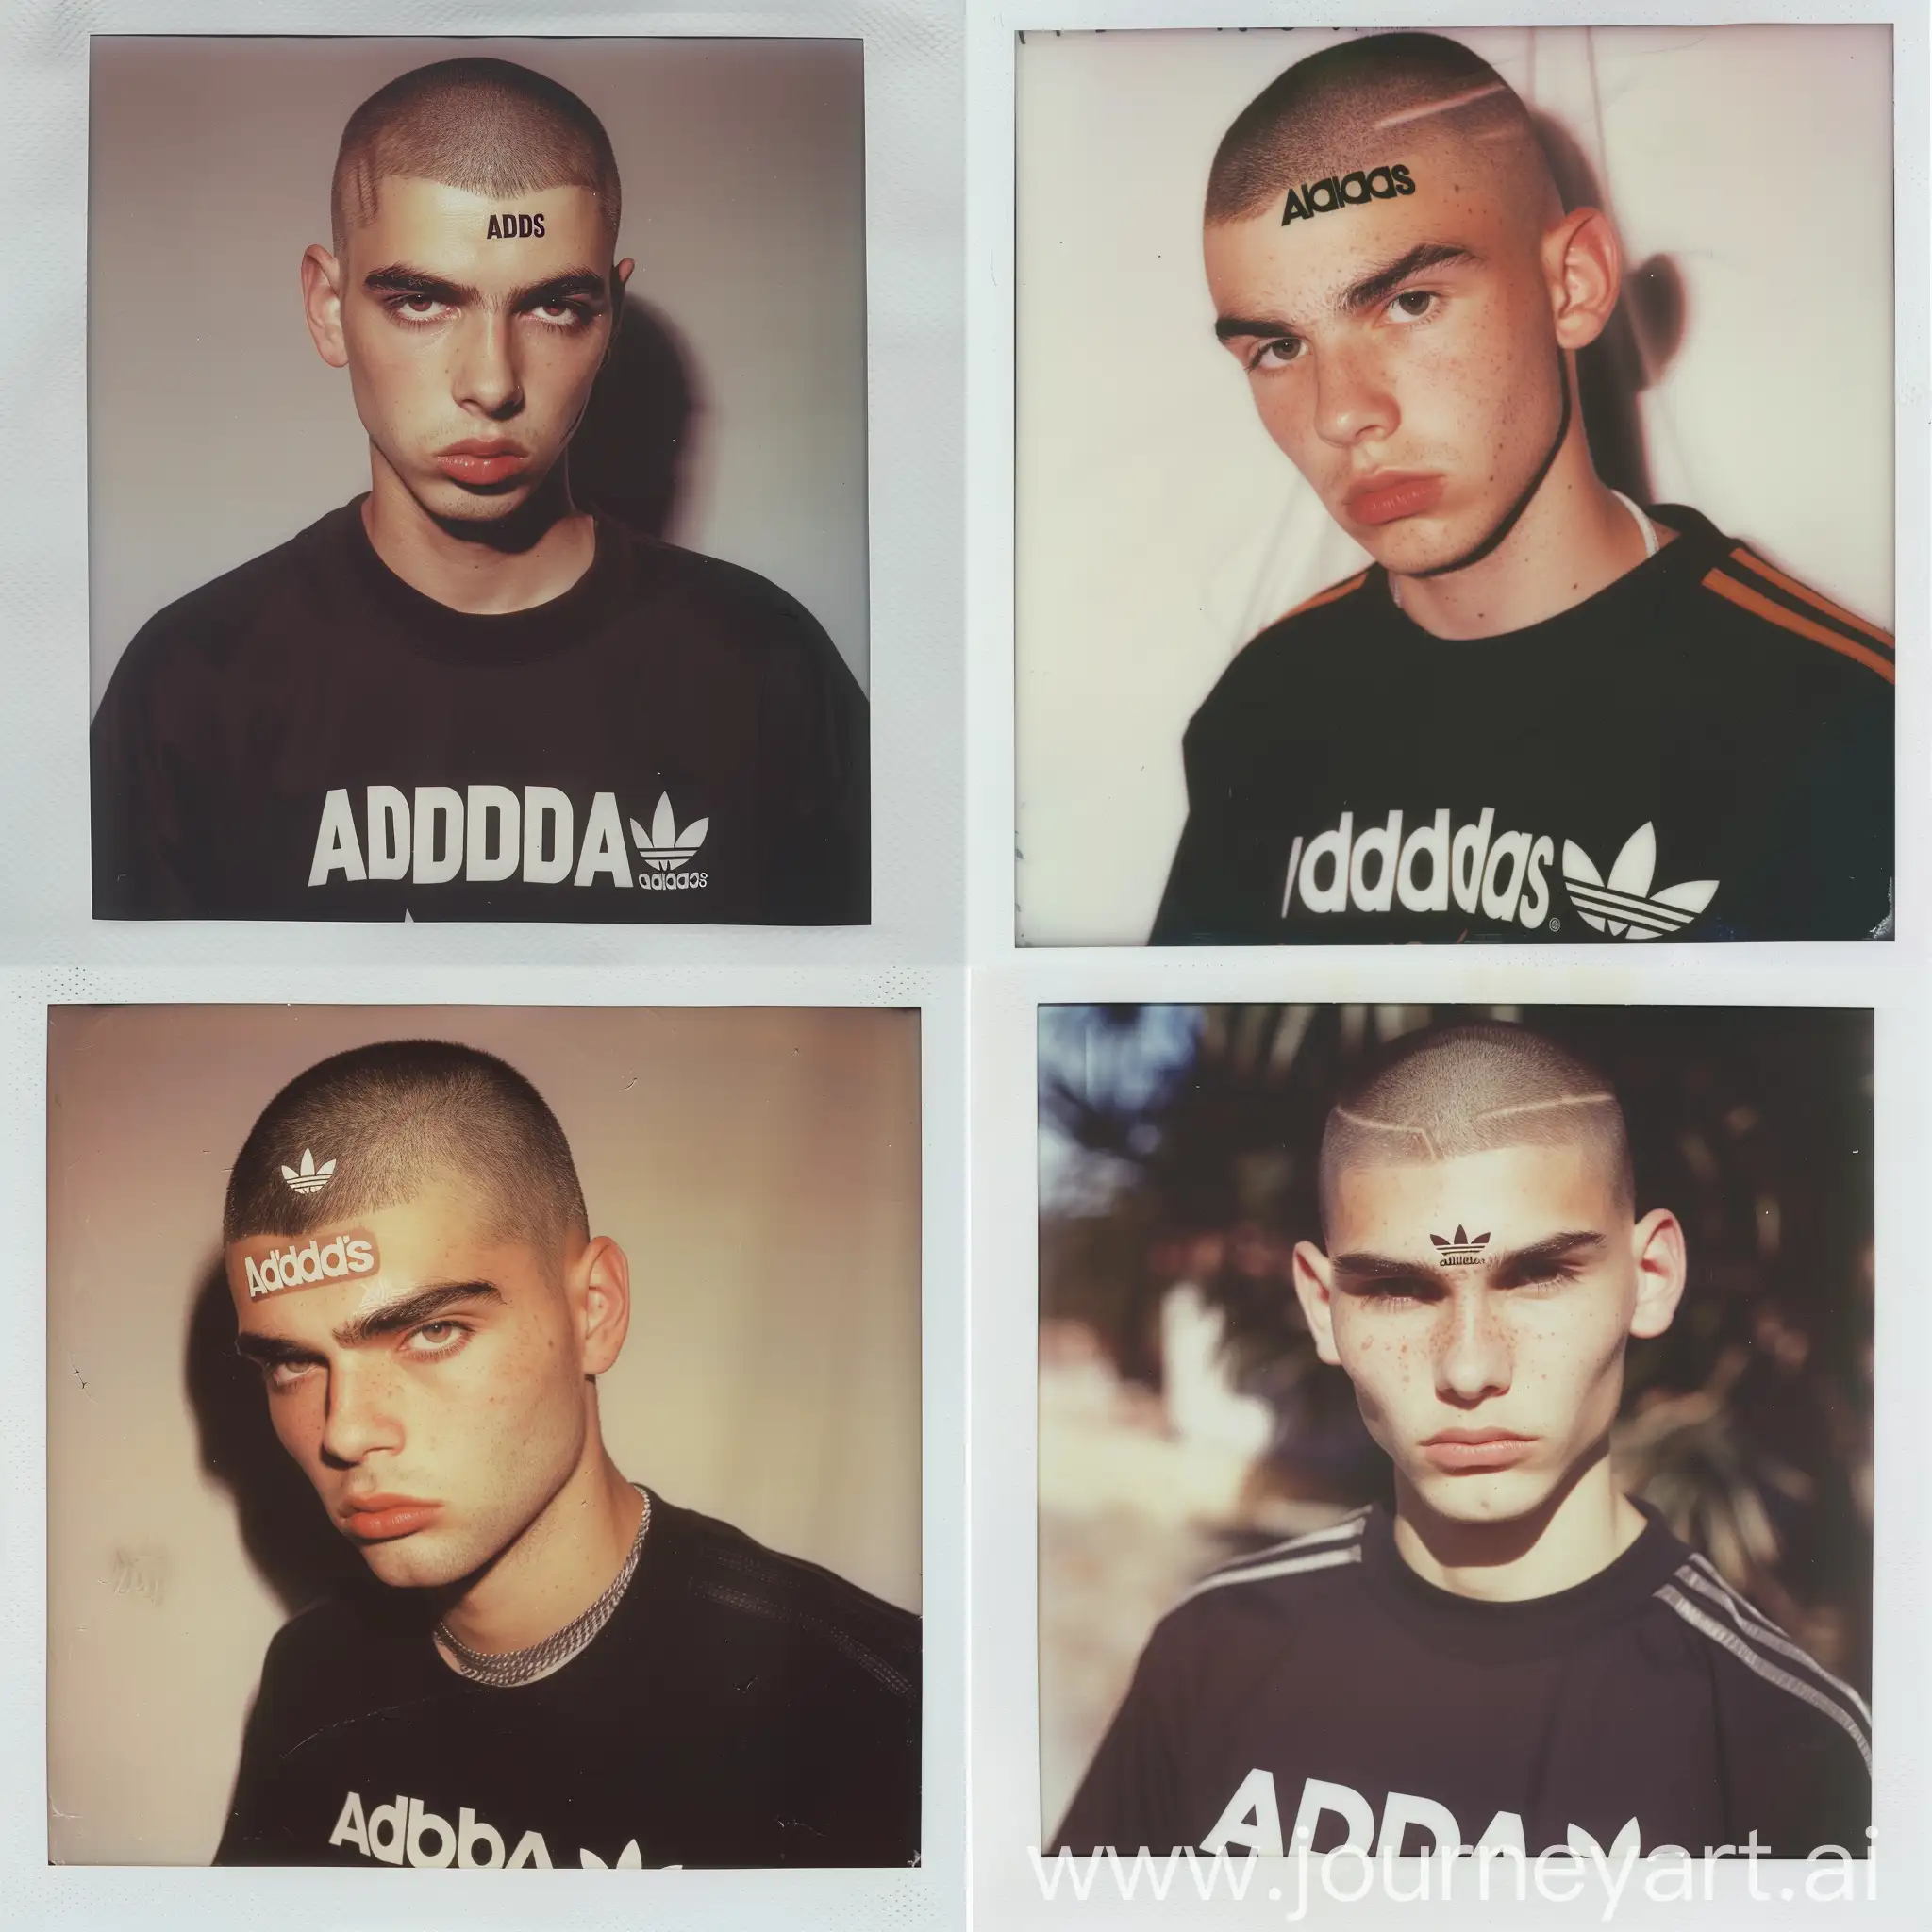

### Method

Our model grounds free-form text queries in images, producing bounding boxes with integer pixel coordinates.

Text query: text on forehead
[241,1232,379,1299]
[486,213,545,239]
[1283,165,1415,225]
[1430,1225,1490,1266]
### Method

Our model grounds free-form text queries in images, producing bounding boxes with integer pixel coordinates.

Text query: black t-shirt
[1055,1506,1870,1861]
[92,503,869,923]
[213,1493,920,1869]
[1152,508,1893,944]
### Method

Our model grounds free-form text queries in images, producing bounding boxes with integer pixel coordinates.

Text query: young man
[1152,33,1892,945]
[1055,1024,1870,1861]
[215,1040,918,1867]
[92,58,867,924]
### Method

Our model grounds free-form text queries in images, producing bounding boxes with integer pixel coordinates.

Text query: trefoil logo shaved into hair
[1430,1225,1490,1266]
[1282,163,1415,225]
[629,793,708,873]
[280,1149,337,1195]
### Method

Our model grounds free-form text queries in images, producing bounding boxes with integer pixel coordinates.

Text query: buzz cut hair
[1318,1022,1635,1229]
[1206,30,1544,226]
[224,1039,591,1258]
[330,57,622,256]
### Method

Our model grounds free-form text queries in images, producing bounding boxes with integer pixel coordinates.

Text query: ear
[1541,206,1622,354]
[301,244,350,370]
[1291,1240,1343,1367]
[574,1235,633,1375]
[1625,1208,1687,1341]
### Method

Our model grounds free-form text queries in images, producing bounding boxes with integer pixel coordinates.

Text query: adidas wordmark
[309,787,709,892]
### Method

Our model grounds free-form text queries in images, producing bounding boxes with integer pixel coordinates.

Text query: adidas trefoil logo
[1430,1225,1490,1266]
[280,1148,337,1195]
[1560,824,1717,941]
[629,794,709,874]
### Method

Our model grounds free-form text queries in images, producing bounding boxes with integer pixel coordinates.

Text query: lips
[433,441,529,488]
[1343,471,1446,526]
[339,1494,442,1541]
[1420,1430,1535,1474]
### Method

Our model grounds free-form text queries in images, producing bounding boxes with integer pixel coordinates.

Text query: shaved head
[1207,33,1560,244]
[224,1039,590,1258]
[1319,1024,1633,1230]
[330,57,621,257]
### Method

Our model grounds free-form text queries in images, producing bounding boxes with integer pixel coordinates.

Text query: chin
[354,1533,476,1591]
[1408,1466,1552,1525]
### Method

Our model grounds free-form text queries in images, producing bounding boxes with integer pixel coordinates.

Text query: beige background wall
[89,36,870,698]
[46,1003,920,1865]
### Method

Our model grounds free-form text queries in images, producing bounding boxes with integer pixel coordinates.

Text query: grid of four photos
[1,3,1925,1930]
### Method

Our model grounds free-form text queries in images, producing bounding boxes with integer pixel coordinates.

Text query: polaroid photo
[3,962,965,1929]
[969,953,1926,1927]
[86,36,869,925]
[996,19,1918,949]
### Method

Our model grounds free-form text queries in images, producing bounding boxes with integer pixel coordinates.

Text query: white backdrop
[1014,25,1896,946]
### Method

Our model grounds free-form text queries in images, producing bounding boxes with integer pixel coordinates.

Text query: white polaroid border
[0,958,966,1931]
[973,951,1928,1926]
[967,0,1930,965]
[0,0,963,967]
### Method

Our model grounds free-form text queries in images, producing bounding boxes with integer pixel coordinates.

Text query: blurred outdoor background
[1038,1004,1874,1835]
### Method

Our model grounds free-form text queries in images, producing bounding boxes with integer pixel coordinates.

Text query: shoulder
[650,1497,918,1707]
[600,527,859,687]
[1141,1509,1373,1674]
[1648,1548,1872,1774]
[1662,508,1894,696]
[98,505,360,704]
[1189,569,1380,733]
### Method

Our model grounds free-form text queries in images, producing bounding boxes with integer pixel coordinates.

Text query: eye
[385,294,454,326]
[1247,336,1305,372]
[527,300,594,330]
[263,1358,318,1393]
[404,1320,472,1360]
[1385,289,1438,324]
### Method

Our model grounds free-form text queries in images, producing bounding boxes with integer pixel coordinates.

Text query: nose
[319,1356,405,1468]
[1311,339,1398,448]
[451,308,523,420]
[1434,1285,1511,1407]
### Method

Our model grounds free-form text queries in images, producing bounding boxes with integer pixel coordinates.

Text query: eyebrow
[1213,242,1480,343]
[362,264,610,308]
[234,1280,504,1365]
[1331,1230,1606,1288]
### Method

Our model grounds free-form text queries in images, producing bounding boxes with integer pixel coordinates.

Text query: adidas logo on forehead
[1430,1225,1490,1266]
[281,1149,337,1196]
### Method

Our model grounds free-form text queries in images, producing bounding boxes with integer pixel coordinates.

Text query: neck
[436,1446,642,1656]
[1390,1451,1645,1602]
[1390,388,1664,641]
[362,452,596,616]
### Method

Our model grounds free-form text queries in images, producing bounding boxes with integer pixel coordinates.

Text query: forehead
[1203,143,1512,312]
[1326,1143,1615,1252]
[225,1189,535,1335]
[345,176,609,271]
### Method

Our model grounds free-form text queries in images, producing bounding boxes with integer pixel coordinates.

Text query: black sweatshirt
[215,1493,920,1869]
[1153,508,1892,944]
[1056,1506,1869,1861]
[92,502,868,924]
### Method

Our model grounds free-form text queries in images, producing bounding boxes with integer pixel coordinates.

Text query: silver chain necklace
[436,1487,652,1689]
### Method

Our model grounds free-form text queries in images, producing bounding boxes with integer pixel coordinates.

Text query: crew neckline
[1370,503,1721,649]
[338,495,627,668]
[1357,1499,1686,1663]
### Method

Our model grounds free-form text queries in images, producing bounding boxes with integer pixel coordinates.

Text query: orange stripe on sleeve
[1703,569,1895,684]
[1282,570,1370,623]
[1730,547,1893,651]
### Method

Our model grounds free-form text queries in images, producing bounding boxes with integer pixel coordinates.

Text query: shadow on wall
[184,1259,381,1618]
[568,293,701,543]
[1534,112,1686,507]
